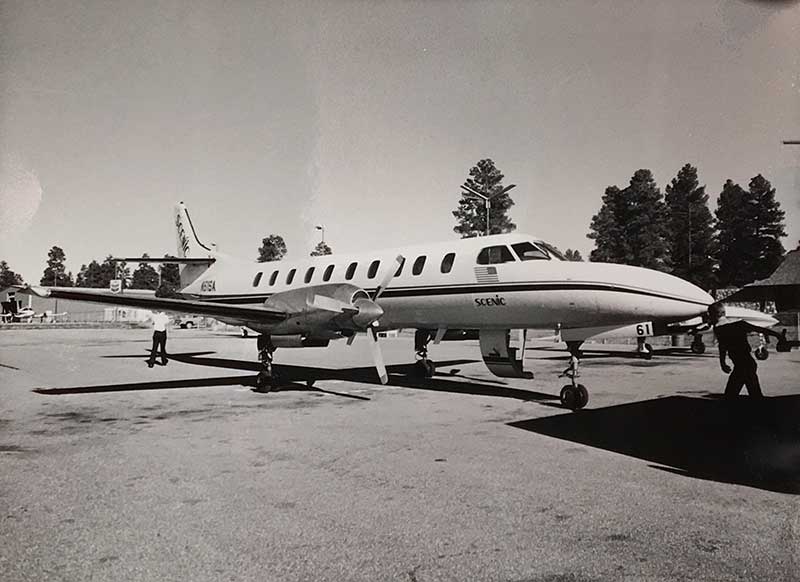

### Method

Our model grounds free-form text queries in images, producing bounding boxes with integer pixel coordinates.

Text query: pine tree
[156,258,181,298]
[664,164,716,289]
[0,260,24,287]
[130,255,160,290]
[588,170,670,270]
[257,235,287,262]
[453,159,516,238]
[75,256,128,289]
[310,241,332,256]
[564,249,584,262]
[715,176,786,287]
[40,246,74,287]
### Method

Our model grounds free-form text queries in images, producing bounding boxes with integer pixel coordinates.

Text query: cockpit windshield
[511,241,550,261]
[535,241,567,261]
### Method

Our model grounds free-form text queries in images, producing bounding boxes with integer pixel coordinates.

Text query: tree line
[1,159,786,294]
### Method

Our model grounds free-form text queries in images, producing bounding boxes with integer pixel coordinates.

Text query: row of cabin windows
[249,243,554,287]
[251,252,456,288]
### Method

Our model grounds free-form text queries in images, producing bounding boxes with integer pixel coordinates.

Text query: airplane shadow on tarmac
[35,351,559,404]
[509,395,800,494]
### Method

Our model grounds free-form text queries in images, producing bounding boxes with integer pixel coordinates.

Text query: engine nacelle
[270,334,330,348]
[263,283,373,336]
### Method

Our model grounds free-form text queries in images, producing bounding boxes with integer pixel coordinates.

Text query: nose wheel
[559,342,589,410]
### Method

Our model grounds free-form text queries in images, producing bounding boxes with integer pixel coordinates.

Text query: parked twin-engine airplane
[22,202,715,409]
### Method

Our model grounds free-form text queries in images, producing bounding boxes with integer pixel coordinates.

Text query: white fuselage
[179,234,714,337]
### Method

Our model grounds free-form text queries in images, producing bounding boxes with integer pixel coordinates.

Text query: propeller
[360,254,404,383]
[308,255,404,384]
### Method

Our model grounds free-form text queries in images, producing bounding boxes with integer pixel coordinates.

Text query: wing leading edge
[19,286,286,324]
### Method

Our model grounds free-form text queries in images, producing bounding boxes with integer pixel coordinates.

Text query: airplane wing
[18,286,286,324]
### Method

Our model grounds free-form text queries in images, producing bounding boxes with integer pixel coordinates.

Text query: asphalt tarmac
[1,328,799,582]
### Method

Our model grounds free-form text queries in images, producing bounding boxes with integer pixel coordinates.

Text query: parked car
[177,316,202,329]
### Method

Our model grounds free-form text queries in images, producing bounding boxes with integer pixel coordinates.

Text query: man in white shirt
[148,311,171,368]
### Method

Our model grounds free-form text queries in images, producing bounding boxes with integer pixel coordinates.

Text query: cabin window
[323,264,334,282]
[395,257,405,277]
[252,272,263,287]
[477,245,516,265]
[511,242,550,261]
[440,252,456,274]
[367,260,380,279]
[286,268,296,285]
[269,270,279,286]
[345,262,357,280]
[412,255,426,275]
[305,267,315,283]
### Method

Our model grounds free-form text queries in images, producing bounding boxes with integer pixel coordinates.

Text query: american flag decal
[474,266,499,284]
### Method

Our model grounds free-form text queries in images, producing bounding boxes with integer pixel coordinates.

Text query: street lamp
[460,183,517,236]
[315,225,325,244]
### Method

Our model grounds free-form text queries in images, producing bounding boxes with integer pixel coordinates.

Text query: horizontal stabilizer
[112,257,216,265]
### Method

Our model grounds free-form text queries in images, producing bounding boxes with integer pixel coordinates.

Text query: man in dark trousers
[147,311,171,368]
[708,303,786,399]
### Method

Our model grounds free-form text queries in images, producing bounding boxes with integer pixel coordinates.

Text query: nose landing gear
[255,335,279,392]
[559,341,588,410]
[413,329,436,378]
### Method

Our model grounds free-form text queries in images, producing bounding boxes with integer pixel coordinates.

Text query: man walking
[708,303,786,399]
[148,311,171,368]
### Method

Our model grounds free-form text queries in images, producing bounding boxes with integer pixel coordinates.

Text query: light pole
[460,183,517,236]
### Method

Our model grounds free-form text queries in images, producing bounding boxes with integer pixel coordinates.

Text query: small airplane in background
[558,305,779,359]
[21,202,716,410]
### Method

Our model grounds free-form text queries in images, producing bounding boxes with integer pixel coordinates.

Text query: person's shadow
[509,394,800,494]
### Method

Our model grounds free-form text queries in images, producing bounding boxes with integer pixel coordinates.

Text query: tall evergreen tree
[130,255,160,290]
[40,246,74,287]
[588,169,670,270]
[715,175,786,287]
[257,235,287,262]
[664,164,716,289]
[564,249,584,262]
[453,159,516,238]
[310,241,332,257]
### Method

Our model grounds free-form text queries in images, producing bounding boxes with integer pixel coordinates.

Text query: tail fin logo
[175,213,191,257]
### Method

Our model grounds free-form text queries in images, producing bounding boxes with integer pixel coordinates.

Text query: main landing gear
[559,341,588,411]
[690,334,706,354]
[255,335,279,392]
[414,329,436,378]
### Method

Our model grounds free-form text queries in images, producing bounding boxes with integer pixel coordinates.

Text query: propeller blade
[372,254,405,300]
[366,327,388,384]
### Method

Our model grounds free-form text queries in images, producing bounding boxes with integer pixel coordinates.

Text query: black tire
[691,342,706,355]
[560,385,578,410]
[423,359,436,378]
[575,384,589,409]
[755,347,769,361]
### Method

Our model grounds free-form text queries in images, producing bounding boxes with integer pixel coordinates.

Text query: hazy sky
[1,0,798,282]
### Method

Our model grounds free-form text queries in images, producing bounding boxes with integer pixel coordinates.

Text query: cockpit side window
[511,242,550,261]
[535,241,567,261]
[477,245,516,265]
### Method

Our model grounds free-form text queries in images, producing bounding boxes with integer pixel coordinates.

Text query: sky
[1,0,799,283]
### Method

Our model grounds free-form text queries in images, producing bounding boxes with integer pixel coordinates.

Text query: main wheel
[755,347,769,361]
[255,371,272,392]
[423,359,436,378]
[691,342,706,354]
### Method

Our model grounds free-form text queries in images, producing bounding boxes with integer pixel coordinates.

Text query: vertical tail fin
[173,202,215,289]
[174,202,213,259]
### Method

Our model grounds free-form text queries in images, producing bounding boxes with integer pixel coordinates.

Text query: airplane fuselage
[179,234,713,337]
